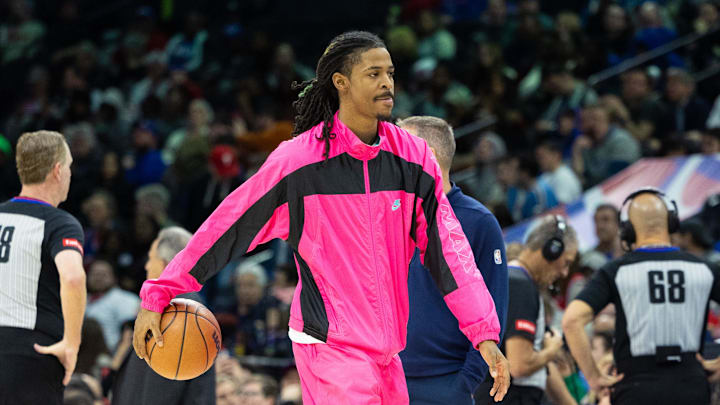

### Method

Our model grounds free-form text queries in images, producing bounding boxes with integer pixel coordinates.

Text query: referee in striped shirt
[563,188,720,405]
[0,131,86,405]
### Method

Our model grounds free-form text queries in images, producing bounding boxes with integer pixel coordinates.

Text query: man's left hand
[478,340,510,402]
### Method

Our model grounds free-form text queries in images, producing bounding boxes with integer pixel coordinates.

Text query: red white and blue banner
[503,154,720,251]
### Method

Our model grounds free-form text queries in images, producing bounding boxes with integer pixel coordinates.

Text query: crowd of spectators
[2,0,720,403]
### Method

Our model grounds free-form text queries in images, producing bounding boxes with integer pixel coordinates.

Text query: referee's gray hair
[156,226,192,263]
[397,116,455,170]
[525,215,578,251]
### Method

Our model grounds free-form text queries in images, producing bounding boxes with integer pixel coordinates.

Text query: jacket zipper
[363,159,390,361]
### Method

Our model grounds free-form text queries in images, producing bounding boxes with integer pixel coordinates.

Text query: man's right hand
[34,339,79,386]
[588,371,624,392]
[697,353,720,382]
[543,330,564,357]
[133,307,163,360]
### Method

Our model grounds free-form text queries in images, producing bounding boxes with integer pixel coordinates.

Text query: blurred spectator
[160,85,192,135]
[85,260,140,349]
[545,11,586,75]
[217,374,243,405]
[591,330,614,364]
[81,190,128,263]
[619,68,667,142]
[633,1,682,67]
[593,4,635,67]
[216,354,251,383]
[240,374,279,405]
[127,51,170,123]
[694,2,720,34]
[124,120,166,187]
[75,318,112,379]
[225,262,292,358]
[480,0,515,48]
[701,128,720,155]
[675,219,720,264]
[665,67,711,134]
[533,64,598,133]
[279,368,302,405]
[415,63,473,125]
[271,264,298,307]
[535,139,582,204]
[164,11,208,73]
[468,41,517,123]
[589,203,623,261]
[93,88,129,153]
[564,251,605,305]
[163,98,213,166]
[0,0,45,65]
[3,65,54,142]
[498,154,558,222]
[504,2,550,77]
[415,10,457,61]
[180,144,244,231]
[98,152,133,219]
[459,132,507,206]
[572,104,641,187]
[64,122,103,215]
[135,183,174,228]
[265,43,314,119]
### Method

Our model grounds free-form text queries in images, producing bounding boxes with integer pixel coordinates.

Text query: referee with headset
[563,187,720,405]
[0,131,86,405]
[477,214,578,405]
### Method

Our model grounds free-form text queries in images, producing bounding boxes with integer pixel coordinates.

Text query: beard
[376,112,392,122]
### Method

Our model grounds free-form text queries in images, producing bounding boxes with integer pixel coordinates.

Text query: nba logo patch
[494,249,502,264]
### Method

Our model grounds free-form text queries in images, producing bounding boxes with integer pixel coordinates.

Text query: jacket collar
[332,111,383,160]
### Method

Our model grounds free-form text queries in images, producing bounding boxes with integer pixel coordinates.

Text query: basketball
[144,298,221,380]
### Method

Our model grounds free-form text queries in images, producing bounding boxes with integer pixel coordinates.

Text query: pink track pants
[292,342,409,404]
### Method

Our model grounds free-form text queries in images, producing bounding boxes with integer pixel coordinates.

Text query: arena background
[1,0,720,403]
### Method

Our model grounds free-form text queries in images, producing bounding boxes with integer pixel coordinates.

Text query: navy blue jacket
[400,184,508,387]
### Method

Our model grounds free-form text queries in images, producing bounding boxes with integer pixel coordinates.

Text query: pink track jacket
[140,112,500,362]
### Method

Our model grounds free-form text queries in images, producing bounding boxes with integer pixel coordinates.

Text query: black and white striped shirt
[576,247,720,371]
[0,197,83,348]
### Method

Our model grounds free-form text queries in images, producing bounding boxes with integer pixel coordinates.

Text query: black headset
[618,187,679,249]
[542,215,567,261]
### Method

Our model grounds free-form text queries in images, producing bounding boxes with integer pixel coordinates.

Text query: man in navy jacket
[399,116,509,404]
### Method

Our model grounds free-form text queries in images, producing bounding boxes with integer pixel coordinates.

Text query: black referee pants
[612,363,710,405]
[0,353,64,405]
[0,328,64,405]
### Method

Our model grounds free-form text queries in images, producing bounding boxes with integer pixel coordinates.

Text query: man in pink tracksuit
[133,31,510,404]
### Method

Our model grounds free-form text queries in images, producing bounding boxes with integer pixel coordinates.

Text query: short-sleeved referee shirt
[503,265,546,390]
[576,247,720,369]
[0,197,84,346]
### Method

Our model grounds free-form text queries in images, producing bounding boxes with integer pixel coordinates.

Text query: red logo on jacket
[62,238,83,254]
[515,319,536,334]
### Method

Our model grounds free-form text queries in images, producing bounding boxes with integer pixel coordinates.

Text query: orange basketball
[145,298,221,380]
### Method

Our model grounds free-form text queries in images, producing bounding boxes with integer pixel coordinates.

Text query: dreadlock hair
[292,31,386,159]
